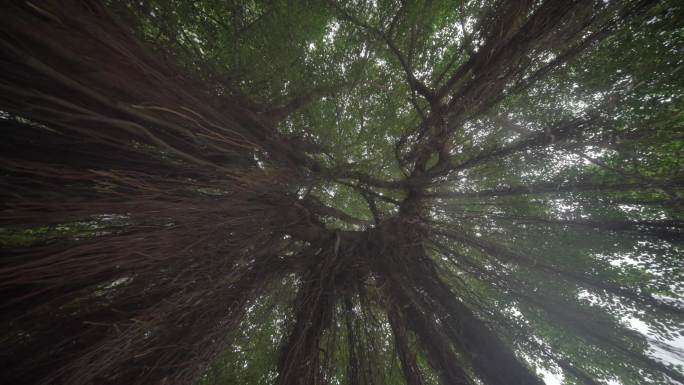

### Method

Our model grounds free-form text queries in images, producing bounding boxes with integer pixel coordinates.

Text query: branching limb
[333,3,435,103]
[436,229,684,316]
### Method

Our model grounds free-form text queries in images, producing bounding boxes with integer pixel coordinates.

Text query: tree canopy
[0,1,682,384]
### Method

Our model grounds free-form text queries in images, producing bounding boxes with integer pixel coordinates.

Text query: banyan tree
[1,0,682,384]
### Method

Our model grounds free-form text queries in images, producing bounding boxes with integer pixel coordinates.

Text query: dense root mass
[1,1,682,385]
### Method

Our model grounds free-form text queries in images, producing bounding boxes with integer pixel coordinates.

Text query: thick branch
[429,180,682,199]
[386,304,426,385]
[439,230,684,315]
[303,196,371,226]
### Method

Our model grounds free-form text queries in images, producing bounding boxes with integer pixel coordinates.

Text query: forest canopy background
[0,1,683,385]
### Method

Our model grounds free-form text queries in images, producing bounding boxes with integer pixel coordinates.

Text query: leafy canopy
[1,1,683,385]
